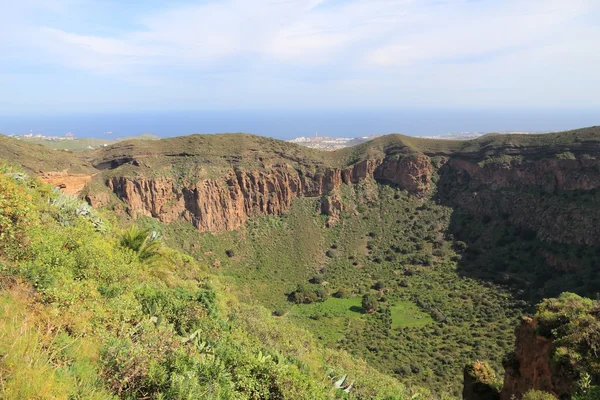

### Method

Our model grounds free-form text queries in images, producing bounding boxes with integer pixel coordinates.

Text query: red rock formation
[104,156,432,232]
[499,317,571,400]
[321,193,343,227]
[374,155,433,193]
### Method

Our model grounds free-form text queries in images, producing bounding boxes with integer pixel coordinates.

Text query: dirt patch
[39,170,94,195]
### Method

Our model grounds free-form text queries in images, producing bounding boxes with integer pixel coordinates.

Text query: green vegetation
[149,182,521,396]
[390,301,433,329]
[522,390,556,400]
[0,165,442,399]
[361,294,379,313]
[0,134,95,174]
[535,293,600,384]
[443,189,600,302]
[4,126,600,398]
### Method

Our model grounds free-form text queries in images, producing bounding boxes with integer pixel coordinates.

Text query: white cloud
[1,0,600,109]
[366,0,598,67]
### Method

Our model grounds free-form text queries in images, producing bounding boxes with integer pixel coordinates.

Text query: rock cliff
[438,156,600,245]
[498,317,568,400]
[99,156,433,232]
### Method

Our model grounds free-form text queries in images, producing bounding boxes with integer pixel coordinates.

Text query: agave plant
[50,190,108,232]
[332,373,353,393]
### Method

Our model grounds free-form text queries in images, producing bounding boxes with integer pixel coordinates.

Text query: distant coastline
[0,109,596,142]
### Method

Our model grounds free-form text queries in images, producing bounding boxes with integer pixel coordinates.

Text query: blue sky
[2,0,600,115]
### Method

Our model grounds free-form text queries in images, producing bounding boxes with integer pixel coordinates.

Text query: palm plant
[120,225,162,262]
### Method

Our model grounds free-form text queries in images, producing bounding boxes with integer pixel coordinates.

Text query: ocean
[0,109,597,139]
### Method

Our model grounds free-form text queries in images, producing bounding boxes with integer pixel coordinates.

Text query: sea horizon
[1,109,598,140]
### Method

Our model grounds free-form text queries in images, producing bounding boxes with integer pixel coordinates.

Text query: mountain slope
[0,165,440,399]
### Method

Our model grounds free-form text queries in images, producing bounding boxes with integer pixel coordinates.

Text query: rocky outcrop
[321,193,343,227]
[374,154,433,193]
[105,156,432,232]
[39,170,94,195]
[463,317,574,400]
[499,317,570,400]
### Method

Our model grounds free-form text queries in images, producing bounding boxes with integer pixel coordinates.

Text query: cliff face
[438,156,600,245]
[501,315,581,400]
[89,145,600,243]
[465,316,578,400]
[499,317,558,399]
[447,157,600,192]
[99,157,433,232]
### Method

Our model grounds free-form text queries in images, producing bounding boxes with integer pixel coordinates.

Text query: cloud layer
[2,0,600,112]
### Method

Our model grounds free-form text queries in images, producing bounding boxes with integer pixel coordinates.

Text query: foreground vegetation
[0,165,441,399]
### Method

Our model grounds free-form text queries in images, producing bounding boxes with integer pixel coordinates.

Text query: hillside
[0,165,437,399]
[1,127,600,398]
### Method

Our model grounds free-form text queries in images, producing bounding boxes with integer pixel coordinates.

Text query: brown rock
[104,158,431,233]
[499,317,571,400]
[39,170,94,195]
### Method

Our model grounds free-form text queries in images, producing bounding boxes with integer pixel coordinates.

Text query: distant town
[286,131,547,150]
[287,134,380,150]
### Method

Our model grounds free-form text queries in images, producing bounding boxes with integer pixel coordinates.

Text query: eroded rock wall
[499,317,571,400]
[103,156,432,232]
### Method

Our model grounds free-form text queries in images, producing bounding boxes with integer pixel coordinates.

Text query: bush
[0,173,35,254]
[362,294,379,313]
[522,390,557,400]
[333,288,351,298]
[288,284,328,304]
[535,293,600,385]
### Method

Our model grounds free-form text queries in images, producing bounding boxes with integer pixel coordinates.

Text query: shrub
[0,173,34,254]
[523,390,557,400]
[362,294,379,313]
[535,293,600,382]
[333,288,351,298]
[288,284,328,304]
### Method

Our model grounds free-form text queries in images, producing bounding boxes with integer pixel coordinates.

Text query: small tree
[362,294,379,313]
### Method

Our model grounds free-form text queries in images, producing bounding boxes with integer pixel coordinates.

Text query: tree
[362,294,379,313]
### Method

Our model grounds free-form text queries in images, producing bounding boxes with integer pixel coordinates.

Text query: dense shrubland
[0,165,439,399]
[145,181,523,396]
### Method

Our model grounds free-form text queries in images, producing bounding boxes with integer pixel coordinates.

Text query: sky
[1,0,600,117]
